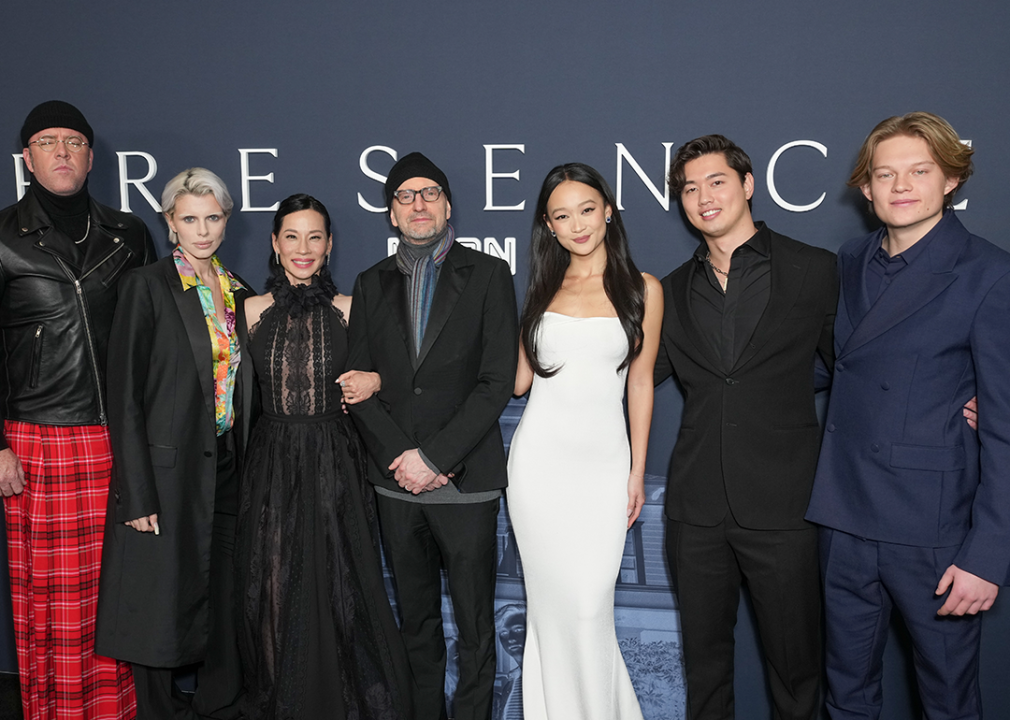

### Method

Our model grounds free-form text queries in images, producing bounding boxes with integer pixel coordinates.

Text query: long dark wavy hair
[520,163,645,377]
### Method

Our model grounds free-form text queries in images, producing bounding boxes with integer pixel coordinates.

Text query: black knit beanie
[384,152,452,207]
[21,101,94,147]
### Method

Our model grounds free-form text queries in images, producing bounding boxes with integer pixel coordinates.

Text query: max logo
[386,236,517,276]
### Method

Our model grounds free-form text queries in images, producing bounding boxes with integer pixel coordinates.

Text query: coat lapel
[379,265,413,360]
[167,264,216,421]
[670,261,723,374]
[234,286,254,455]
[416,244,471,369]
[838,232,877,348]
[731,236,807,373]
[839,214,966,358]
[26,199,129,275]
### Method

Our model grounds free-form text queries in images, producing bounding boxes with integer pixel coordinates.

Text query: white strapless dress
[507,312,643,720]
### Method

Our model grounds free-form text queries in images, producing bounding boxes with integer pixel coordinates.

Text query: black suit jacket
[96,256,254,666]
[347,242,518,494]
[655,230,837,529]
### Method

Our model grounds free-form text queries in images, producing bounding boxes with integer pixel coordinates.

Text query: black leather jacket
[0,191,156,449]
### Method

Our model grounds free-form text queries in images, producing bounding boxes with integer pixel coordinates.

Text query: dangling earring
[325,253,330,266]
[275,251,280,265]
[606,215,612,224]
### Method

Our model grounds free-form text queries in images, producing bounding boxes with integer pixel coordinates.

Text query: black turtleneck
[30,178,90,268]
[32,177,90,238]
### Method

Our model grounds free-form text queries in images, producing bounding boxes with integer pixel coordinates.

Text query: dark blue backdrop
[3,1,1010,717]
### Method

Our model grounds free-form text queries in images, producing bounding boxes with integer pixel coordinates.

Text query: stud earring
[606,216,612,224]
[550,230,556,237]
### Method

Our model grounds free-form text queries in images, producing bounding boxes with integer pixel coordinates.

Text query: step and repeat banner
[3,1,1010,717]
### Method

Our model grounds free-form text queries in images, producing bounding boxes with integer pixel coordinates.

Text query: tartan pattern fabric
[3,421,136,720]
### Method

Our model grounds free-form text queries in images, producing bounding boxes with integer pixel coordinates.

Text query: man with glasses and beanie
[0,100,155,719]
[346,152,517,720]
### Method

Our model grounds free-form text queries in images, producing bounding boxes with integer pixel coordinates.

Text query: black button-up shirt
[690,222,772,373]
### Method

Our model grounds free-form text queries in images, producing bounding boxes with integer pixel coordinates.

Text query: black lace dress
[236,274,411,720]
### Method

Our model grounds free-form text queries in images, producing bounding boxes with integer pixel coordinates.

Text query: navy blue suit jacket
[806,212,1010,585]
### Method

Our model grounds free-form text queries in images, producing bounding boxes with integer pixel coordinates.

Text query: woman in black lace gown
[236,194,411,720]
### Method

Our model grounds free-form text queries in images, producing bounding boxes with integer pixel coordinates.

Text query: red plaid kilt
[3,421,135,720]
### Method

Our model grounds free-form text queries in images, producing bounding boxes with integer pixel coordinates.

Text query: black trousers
[133,433,243,720]
[376,494,499,720]
[667,512,822,720]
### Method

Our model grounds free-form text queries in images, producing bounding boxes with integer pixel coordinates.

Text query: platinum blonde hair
[161,168,233,244]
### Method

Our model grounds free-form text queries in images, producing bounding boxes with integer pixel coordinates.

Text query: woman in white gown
[508,163,663,719]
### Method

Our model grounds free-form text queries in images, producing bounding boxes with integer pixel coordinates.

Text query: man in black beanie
[345,152,518,720]
[0,100,155,719]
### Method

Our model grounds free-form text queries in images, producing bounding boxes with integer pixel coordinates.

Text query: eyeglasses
[29,137,90,154]
[392,185,444,205]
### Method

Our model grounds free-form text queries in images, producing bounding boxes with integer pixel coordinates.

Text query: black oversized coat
[95,256,254,667]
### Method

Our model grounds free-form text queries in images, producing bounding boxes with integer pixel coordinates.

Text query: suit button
[827,423,836,432]
[725,422,737,428]
[836,362,845,372]
[725,378,738,385]
[414,387,422,395]
[871,444,880,453]
[204,451,213,458]
[881,381,890,390]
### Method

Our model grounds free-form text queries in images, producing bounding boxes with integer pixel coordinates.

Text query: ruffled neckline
[266,270,338,318]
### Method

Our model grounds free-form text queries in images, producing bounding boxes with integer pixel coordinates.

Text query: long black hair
[520,163,645,377]
[267,193,332,275]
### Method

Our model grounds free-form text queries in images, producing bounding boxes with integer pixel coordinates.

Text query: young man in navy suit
[806,112,1010,720]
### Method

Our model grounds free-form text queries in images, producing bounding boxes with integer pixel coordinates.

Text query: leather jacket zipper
[54,245,125,426]
[29,325,44,388]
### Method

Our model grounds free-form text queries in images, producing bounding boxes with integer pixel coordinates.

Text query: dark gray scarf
[396,224,455,355]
